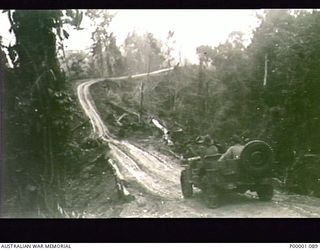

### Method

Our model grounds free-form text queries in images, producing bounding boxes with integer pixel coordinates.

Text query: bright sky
[0,10,263,64]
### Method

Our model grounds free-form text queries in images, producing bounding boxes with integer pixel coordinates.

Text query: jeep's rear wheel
[256,185,274,201]
[181,170,193,198]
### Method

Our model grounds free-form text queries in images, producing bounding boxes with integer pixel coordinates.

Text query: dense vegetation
[1,10,95,216]
[2,9,320,216]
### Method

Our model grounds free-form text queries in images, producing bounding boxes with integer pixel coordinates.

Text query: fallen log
[151,118,174,146]
[107,67,175,81]
[108,158,132,199]
[105,100,140,119]
[116,113,127,126]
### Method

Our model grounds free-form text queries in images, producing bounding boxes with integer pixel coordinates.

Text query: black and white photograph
[1,9,320,218]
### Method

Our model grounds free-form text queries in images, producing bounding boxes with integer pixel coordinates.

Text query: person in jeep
[203,134,219,156]
[218,134,245,161]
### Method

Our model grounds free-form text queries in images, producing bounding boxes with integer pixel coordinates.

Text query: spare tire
[240,140,273,177]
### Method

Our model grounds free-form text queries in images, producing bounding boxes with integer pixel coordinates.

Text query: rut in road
[109,143,181,199]
[77,68,181,199]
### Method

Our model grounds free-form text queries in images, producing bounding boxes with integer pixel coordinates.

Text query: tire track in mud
[77,70,181,200]
[112,142,181,198]
[125,141,181,169]
[272,194,320,217]
[109,143,178,199]
[121,141,179,180]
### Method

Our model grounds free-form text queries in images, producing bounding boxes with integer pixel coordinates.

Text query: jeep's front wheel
[180,170,193,198]
[256,185,274,201]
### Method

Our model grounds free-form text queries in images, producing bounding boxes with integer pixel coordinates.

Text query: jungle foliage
[3,9,320,216]
[2,10,91,216]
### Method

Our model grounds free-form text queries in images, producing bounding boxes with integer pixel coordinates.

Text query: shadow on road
[191,190,260,208]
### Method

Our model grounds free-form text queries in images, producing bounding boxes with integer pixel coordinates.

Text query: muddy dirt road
[77,74,320,218]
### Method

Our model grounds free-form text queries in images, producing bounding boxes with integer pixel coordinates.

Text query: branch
[70,119,89,134]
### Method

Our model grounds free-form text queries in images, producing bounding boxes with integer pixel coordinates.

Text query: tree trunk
[139,81,144,123]
[263,54,268,86]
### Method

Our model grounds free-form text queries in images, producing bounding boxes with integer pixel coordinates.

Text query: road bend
[76,68,181,200]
